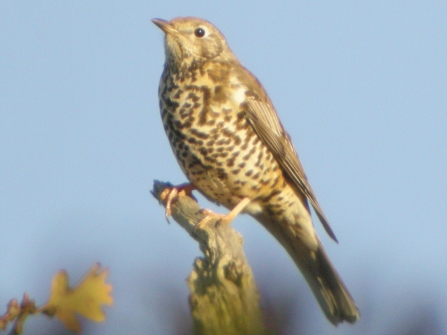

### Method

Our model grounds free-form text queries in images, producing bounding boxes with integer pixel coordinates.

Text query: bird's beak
[152,18,178,35]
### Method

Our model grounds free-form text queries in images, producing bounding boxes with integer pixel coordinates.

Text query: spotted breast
[159,61,289,214]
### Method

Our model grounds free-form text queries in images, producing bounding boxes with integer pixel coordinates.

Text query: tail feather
[254,213,360,325]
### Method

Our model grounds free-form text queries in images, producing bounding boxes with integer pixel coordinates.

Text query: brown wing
[244,99,338,242]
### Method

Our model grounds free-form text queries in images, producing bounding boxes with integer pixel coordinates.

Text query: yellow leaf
[47,263,113,332]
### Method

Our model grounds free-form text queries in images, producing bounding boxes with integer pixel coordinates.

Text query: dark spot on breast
[226,158,235,167]
[216,139,226,146]
[261,189,282,202]
[191,71,198,82]
[213,85,227,102]
[222,128,234,138]
[259,178,269,185]
[255,151,264,167]
[173,89,183,99]
[173,120,182,129]
[179,107,193,119]
[216,168,228,180]
[186,92,200,102]
[186,155,202,169]
[190,128,210,139]
[234,136,241,145]
[165,98,179,111]
[203,155,217,163]
[198,86,211,125]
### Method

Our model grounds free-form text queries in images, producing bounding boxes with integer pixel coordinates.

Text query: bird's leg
[161,183,196,221]
[196,197,251,228]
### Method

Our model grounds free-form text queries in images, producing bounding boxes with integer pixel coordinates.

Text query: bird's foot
[195,197,251,229]
[160,183,196,222]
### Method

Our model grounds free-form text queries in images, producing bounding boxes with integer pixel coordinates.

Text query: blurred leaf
[46,263,113,332]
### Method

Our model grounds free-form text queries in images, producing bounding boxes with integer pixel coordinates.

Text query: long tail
[254,213,360,325]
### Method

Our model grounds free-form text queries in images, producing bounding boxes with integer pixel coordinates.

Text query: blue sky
[1,1,446,334]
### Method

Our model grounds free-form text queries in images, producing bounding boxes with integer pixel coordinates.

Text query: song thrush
[152,17,360,325]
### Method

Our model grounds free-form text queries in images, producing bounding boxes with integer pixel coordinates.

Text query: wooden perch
[151,180,268,335]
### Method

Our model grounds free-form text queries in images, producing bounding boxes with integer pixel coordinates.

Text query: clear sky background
[1,1,446,334]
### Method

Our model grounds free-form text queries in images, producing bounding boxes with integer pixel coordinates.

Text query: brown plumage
[152,17,360,325]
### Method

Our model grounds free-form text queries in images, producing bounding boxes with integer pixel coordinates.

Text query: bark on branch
[151,180,267,335]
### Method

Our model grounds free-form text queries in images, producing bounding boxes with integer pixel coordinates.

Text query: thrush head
[152,17,236,70]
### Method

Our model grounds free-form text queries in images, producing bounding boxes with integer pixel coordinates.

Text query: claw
[165,188,178,221]
[160,183,196,222]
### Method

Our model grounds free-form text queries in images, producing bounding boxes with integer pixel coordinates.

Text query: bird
[152,16,360,325]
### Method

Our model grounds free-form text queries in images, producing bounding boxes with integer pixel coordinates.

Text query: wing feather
[244,99,338,242]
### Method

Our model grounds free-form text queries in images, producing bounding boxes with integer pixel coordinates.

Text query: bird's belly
[170,123,283,210]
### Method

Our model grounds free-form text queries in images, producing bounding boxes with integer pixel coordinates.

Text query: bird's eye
[194,27,205,38]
